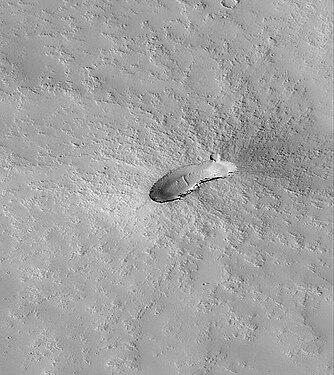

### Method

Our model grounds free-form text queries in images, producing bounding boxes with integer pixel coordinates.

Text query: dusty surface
[0,1,333,374]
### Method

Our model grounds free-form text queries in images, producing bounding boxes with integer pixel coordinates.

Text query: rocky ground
[0,1,333,374]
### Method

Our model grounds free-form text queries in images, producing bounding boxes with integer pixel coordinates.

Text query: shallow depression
[149,154,237,203]
[221,0,240,9]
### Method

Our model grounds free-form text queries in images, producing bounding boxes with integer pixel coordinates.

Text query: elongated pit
[149,153,237,203]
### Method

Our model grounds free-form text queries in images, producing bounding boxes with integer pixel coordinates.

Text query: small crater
[221,0,239,9]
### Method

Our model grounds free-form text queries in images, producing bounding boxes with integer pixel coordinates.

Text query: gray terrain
[0,1,333,374]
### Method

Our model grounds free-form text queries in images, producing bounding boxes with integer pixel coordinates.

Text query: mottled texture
[0,0,333,375]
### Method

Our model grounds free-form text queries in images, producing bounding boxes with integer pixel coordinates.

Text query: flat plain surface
[0,1,333,374]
